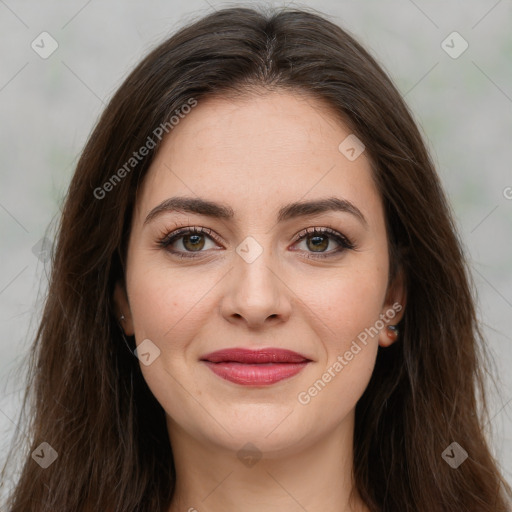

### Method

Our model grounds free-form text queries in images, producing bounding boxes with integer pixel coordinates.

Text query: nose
[220,239,292,329]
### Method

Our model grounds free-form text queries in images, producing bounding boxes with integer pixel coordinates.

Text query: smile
[200,348,312,386]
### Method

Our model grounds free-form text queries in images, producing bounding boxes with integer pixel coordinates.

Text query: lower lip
[203,361,309,385]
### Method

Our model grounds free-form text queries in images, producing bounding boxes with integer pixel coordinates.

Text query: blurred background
[1,0,511,496]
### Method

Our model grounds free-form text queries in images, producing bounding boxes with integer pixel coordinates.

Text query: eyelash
[156,225,356,260]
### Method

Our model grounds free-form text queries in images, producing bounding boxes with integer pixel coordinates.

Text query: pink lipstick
[200,348,311,386]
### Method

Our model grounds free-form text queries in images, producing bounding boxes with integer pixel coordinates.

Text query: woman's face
[114,90,405,456]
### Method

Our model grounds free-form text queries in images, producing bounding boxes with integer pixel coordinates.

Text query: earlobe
[380,324,400,347]
[113,280,135,336]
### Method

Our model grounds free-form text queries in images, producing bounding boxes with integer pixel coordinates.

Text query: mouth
[200,348,312,386]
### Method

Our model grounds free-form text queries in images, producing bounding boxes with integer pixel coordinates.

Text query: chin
[197,409,317,455]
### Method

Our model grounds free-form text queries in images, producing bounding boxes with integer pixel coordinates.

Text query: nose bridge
[234,234,279,298]
[222,233,290,325]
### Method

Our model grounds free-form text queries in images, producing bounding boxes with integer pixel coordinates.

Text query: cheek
[305,344,378,415]
[297,273,383,411]
[126,253,218,341]
[126,261,211,418]
[294,261,386,412]
[297,263,388,350]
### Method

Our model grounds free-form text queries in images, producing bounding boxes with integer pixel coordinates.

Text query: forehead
[134,90,382,229]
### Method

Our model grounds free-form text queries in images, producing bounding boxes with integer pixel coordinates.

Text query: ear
[378,267,406,348]
[113,279,134,336]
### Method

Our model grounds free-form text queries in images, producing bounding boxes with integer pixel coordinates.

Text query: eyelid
[157,226,221,248]
[293,226,355,248]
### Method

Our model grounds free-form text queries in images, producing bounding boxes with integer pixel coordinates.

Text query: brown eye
[158,227,219,258]
[293,227,356,259]
[182,233,206,251]
[305,234,329,252]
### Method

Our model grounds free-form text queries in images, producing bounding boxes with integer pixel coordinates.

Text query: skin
[114,90,406,512]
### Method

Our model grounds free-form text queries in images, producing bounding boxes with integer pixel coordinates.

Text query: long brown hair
[1,5,510,511]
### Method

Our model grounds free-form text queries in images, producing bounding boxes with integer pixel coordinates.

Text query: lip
[200,348,310,364]
[200,348,311,386]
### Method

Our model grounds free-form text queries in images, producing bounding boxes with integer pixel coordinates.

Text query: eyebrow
[143,196,368,228]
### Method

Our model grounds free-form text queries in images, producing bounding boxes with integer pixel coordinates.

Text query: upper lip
[200,348,311,364]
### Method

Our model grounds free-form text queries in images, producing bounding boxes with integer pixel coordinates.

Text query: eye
[157,226,356,260]
[157,226,220,259]
[292,227,356,259]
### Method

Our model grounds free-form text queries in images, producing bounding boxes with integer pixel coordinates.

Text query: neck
[166,411,369,512]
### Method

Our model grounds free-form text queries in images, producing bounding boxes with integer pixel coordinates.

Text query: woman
[2,5,510,511]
